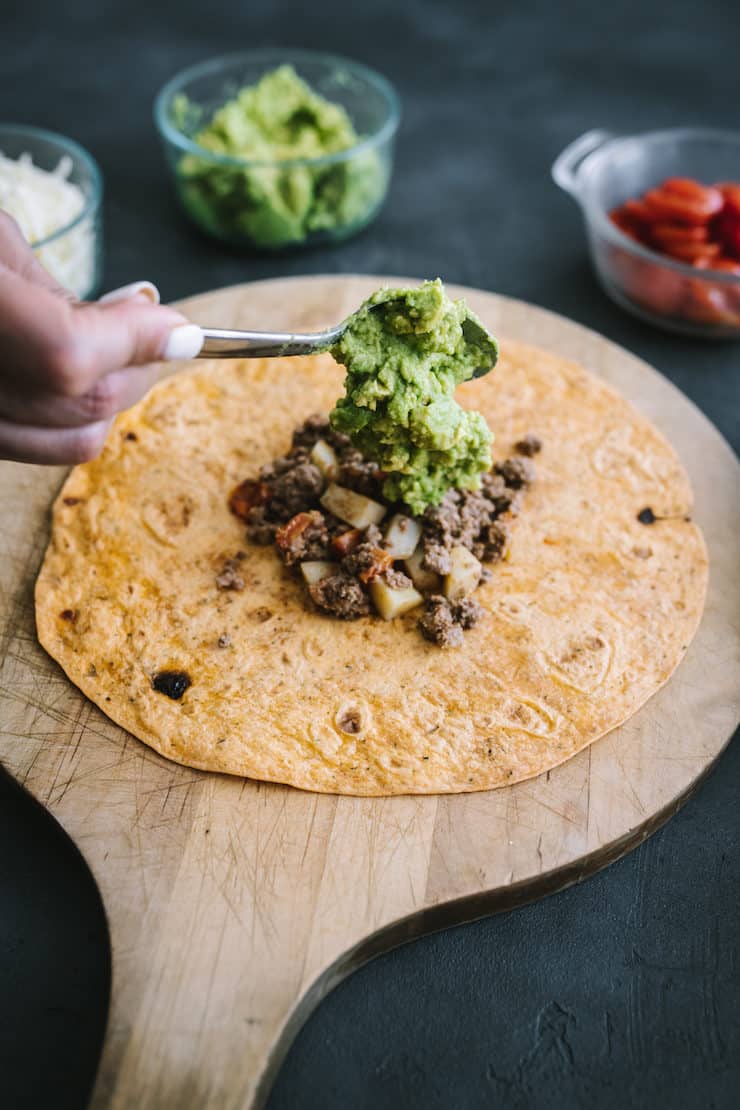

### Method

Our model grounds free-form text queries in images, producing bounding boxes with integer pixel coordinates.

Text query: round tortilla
[35,342,708,795]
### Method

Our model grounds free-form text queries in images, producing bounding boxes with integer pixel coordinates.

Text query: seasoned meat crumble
[419,595,486,648]
[309,572,371,619]
[229,415,539,646]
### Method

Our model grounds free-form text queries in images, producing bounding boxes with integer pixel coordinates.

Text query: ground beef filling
[229,415,538,646]
[308,572,371,619]
[419,596,485,649]
[514,433,542,458]
[275,511,330,565]
[215,554,246,591]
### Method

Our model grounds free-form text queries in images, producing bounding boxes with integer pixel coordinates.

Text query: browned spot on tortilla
[152,671,191,700]
[337,708,362,734]
[251,608,273,623]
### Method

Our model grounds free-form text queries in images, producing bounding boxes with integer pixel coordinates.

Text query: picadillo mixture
[228,415,540,647]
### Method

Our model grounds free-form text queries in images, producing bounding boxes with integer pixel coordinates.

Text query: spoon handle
[198,327,338,359]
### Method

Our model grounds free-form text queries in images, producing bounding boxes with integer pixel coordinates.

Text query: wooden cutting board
[1,276,738,1110]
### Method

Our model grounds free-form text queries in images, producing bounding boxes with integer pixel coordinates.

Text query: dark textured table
[1,1,738,1107]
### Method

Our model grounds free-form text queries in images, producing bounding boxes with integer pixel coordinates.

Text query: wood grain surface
[1,276,738,1110]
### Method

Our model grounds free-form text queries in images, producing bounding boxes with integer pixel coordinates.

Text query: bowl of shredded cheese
[0,124,102,299]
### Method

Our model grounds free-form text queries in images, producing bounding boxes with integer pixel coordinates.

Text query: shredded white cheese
[0,150,97,298]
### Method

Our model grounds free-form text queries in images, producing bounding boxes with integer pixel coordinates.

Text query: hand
[0,212,203,464]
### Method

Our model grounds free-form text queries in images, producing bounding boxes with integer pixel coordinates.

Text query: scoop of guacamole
[329,280,498,514]
[174,65,387,249]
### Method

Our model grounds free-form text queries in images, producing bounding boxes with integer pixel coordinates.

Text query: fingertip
[71,299,190,378]
[68,420,114,463]
[98,281,160,306]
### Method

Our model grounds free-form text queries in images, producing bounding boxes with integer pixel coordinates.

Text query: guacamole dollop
[174,65,386,249]
[329,280,498,514]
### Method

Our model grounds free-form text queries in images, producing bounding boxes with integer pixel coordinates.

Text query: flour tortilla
[35,341,708,795]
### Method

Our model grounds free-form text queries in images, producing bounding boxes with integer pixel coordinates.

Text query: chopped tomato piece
[621,198,653,226]
[695,256,740,275]
[716,184,740,214]
[358,548,394,584]
[275,512,310,547]
[331,528,363,556]
[714,209,740,260]
[609,208,641,240]
[662,177,718,201]
[684,281,740,325]
[662,240,721,263]
[650,222,708,246]
[641,271,686,315]
[229,478,269,520]
[618,256,684,316]
[644,184,723,224]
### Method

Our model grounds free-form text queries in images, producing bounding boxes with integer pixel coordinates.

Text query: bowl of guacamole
[154,50,400,251]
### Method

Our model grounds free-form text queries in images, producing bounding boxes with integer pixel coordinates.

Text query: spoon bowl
[196,299,496,378]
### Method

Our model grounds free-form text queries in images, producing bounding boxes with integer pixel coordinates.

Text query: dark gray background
[1,1,738,1107]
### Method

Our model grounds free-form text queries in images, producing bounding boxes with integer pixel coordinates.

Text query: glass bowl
[154,49,400,252]
[0,123,102,299]
[552,128,740,339]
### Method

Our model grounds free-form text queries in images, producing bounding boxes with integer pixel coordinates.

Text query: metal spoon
[195,303,496,379]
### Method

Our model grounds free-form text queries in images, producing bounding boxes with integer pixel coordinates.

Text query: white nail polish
[163,324,204,361]
[99,281,160,305]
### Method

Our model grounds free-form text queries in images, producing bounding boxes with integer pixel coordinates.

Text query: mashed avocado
[174,65,387,249]
[329,280,498,514]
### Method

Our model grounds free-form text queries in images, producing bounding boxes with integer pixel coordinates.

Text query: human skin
[0,212,203,464]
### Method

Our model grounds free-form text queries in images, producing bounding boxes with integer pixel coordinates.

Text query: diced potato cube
[300,560,336,586]
[384,513,422,559]
[404,545,441,593]
[369,578,424,620]
[443,546,482,600]
[320,483,386,529]
[310,439,339,479]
